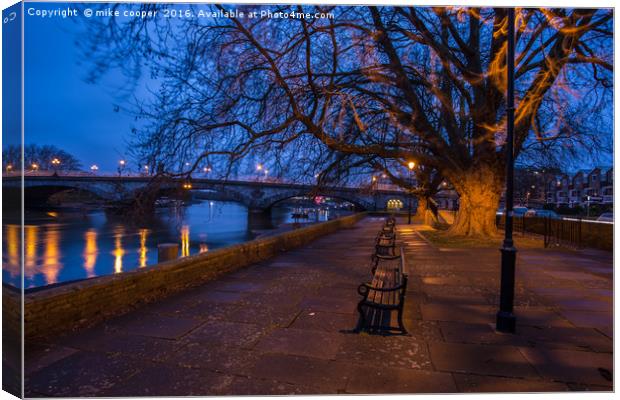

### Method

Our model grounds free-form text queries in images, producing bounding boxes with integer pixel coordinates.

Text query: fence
[495,215,612,251]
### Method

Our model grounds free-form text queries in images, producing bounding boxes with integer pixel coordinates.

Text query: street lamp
[6,164,13,174]
[31,163,39,172]
[407,161,415,224]
[496,8,517,334]
[118,160,126,177]
[90,165,99,173]
[51,158,61,176]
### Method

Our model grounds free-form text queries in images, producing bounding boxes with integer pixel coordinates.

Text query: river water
[2,199,353,289]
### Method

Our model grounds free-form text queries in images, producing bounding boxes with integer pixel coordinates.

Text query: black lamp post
[407,161,415,224]
[496,8,517,333]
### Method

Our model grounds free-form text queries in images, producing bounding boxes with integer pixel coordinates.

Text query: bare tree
[80,5,613,236]
[3,144,82,171]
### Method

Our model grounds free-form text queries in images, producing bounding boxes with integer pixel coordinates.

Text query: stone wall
[24,213,367,340]
[3,285,22,397]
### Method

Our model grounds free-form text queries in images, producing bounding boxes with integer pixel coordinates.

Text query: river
[2,199,354,289]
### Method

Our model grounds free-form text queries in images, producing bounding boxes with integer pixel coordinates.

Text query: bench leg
[355,302,367,333]
[397,307,408,334]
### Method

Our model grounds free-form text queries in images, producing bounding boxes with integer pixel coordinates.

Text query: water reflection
[181,225,190,257]
[42,228,62,284]
[113,226,125,274]
[83,230,97,277]
[2,200,353,288]
[139,229,148,268]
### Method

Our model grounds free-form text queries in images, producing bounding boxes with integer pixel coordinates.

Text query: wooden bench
[356,247,408,334]
[371,233,396,273]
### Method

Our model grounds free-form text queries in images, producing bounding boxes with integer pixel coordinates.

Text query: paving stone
[517,326,612,352]
[255,328,345,360]
[335,333,433,370]
[424,292,489,305]
[420,303,495,324]
[290,310,358,333]
[226,376,330,395]
[225,304,300,327]
[244,353,350,392]
[514,307,574,328]
[519,347,613,386]
[97,362,234,396]
[346,366,457,394]
[428,342,539,378]
[439,322,528,346]
[25,351,142,397]
[554,298,612,311]
[452,373,569,392]
[558,310,612,329]
[212,281,266,293]
[105,312,206,339]
[189,290,251,304]
[181,320,270,349]
[25,344,79,375]
[168,343,261,373]
[300,296,358,315]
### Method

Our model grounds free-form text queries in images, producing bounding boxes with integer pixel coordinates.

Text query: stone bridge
[3,175,416,212]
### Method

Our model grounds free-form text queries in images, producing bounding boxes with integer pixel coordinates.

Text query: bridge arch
[259,191,372,212]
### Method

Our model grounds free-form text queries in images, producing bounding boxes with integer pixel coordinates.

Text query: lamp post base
[496,245,517,333]
[496,310,516,333]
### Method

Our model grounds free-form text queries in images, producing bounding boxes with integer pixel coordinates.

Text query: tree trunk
[449,166,503,237]
[416,196,439,225]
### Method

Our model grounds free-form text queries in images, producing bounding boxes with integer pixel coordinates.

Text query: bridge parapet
[6,175,414,211]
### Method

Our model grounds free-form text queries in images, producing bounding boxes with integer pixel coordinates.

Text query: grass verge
[417,225,545,249]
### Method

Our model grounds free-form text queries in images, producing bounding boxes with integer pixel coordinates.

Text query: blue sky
[23,3,136,172]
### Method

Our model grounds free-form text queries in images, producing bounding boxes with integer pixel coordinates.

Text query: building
[547,166,613,208]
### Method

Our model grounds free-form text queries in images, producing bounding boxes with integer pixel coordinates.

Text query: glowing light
[51,158,60,166]
[113,227,125,274]
[119,160,126,166]
[256,164,263,171]
[83,229,98,278]
[199,243,209,254]
[42,227,62,285]
[24,225,38,279]
[387,199,404,210]
[181,225,190,257]
[90,165,99,171]
[407,161,415,170]
[139,229,149,267]
[31,163,39,171]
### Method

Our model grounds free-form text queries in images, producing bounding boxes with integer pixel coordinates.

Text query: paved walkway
[25,217,613,396]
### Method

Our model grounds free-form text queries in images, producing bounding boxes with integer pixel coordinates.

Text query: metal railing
[496,215,612,251]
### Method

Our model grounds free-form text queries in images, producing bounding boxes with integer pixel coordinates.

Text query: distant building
[548,166,613,208]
